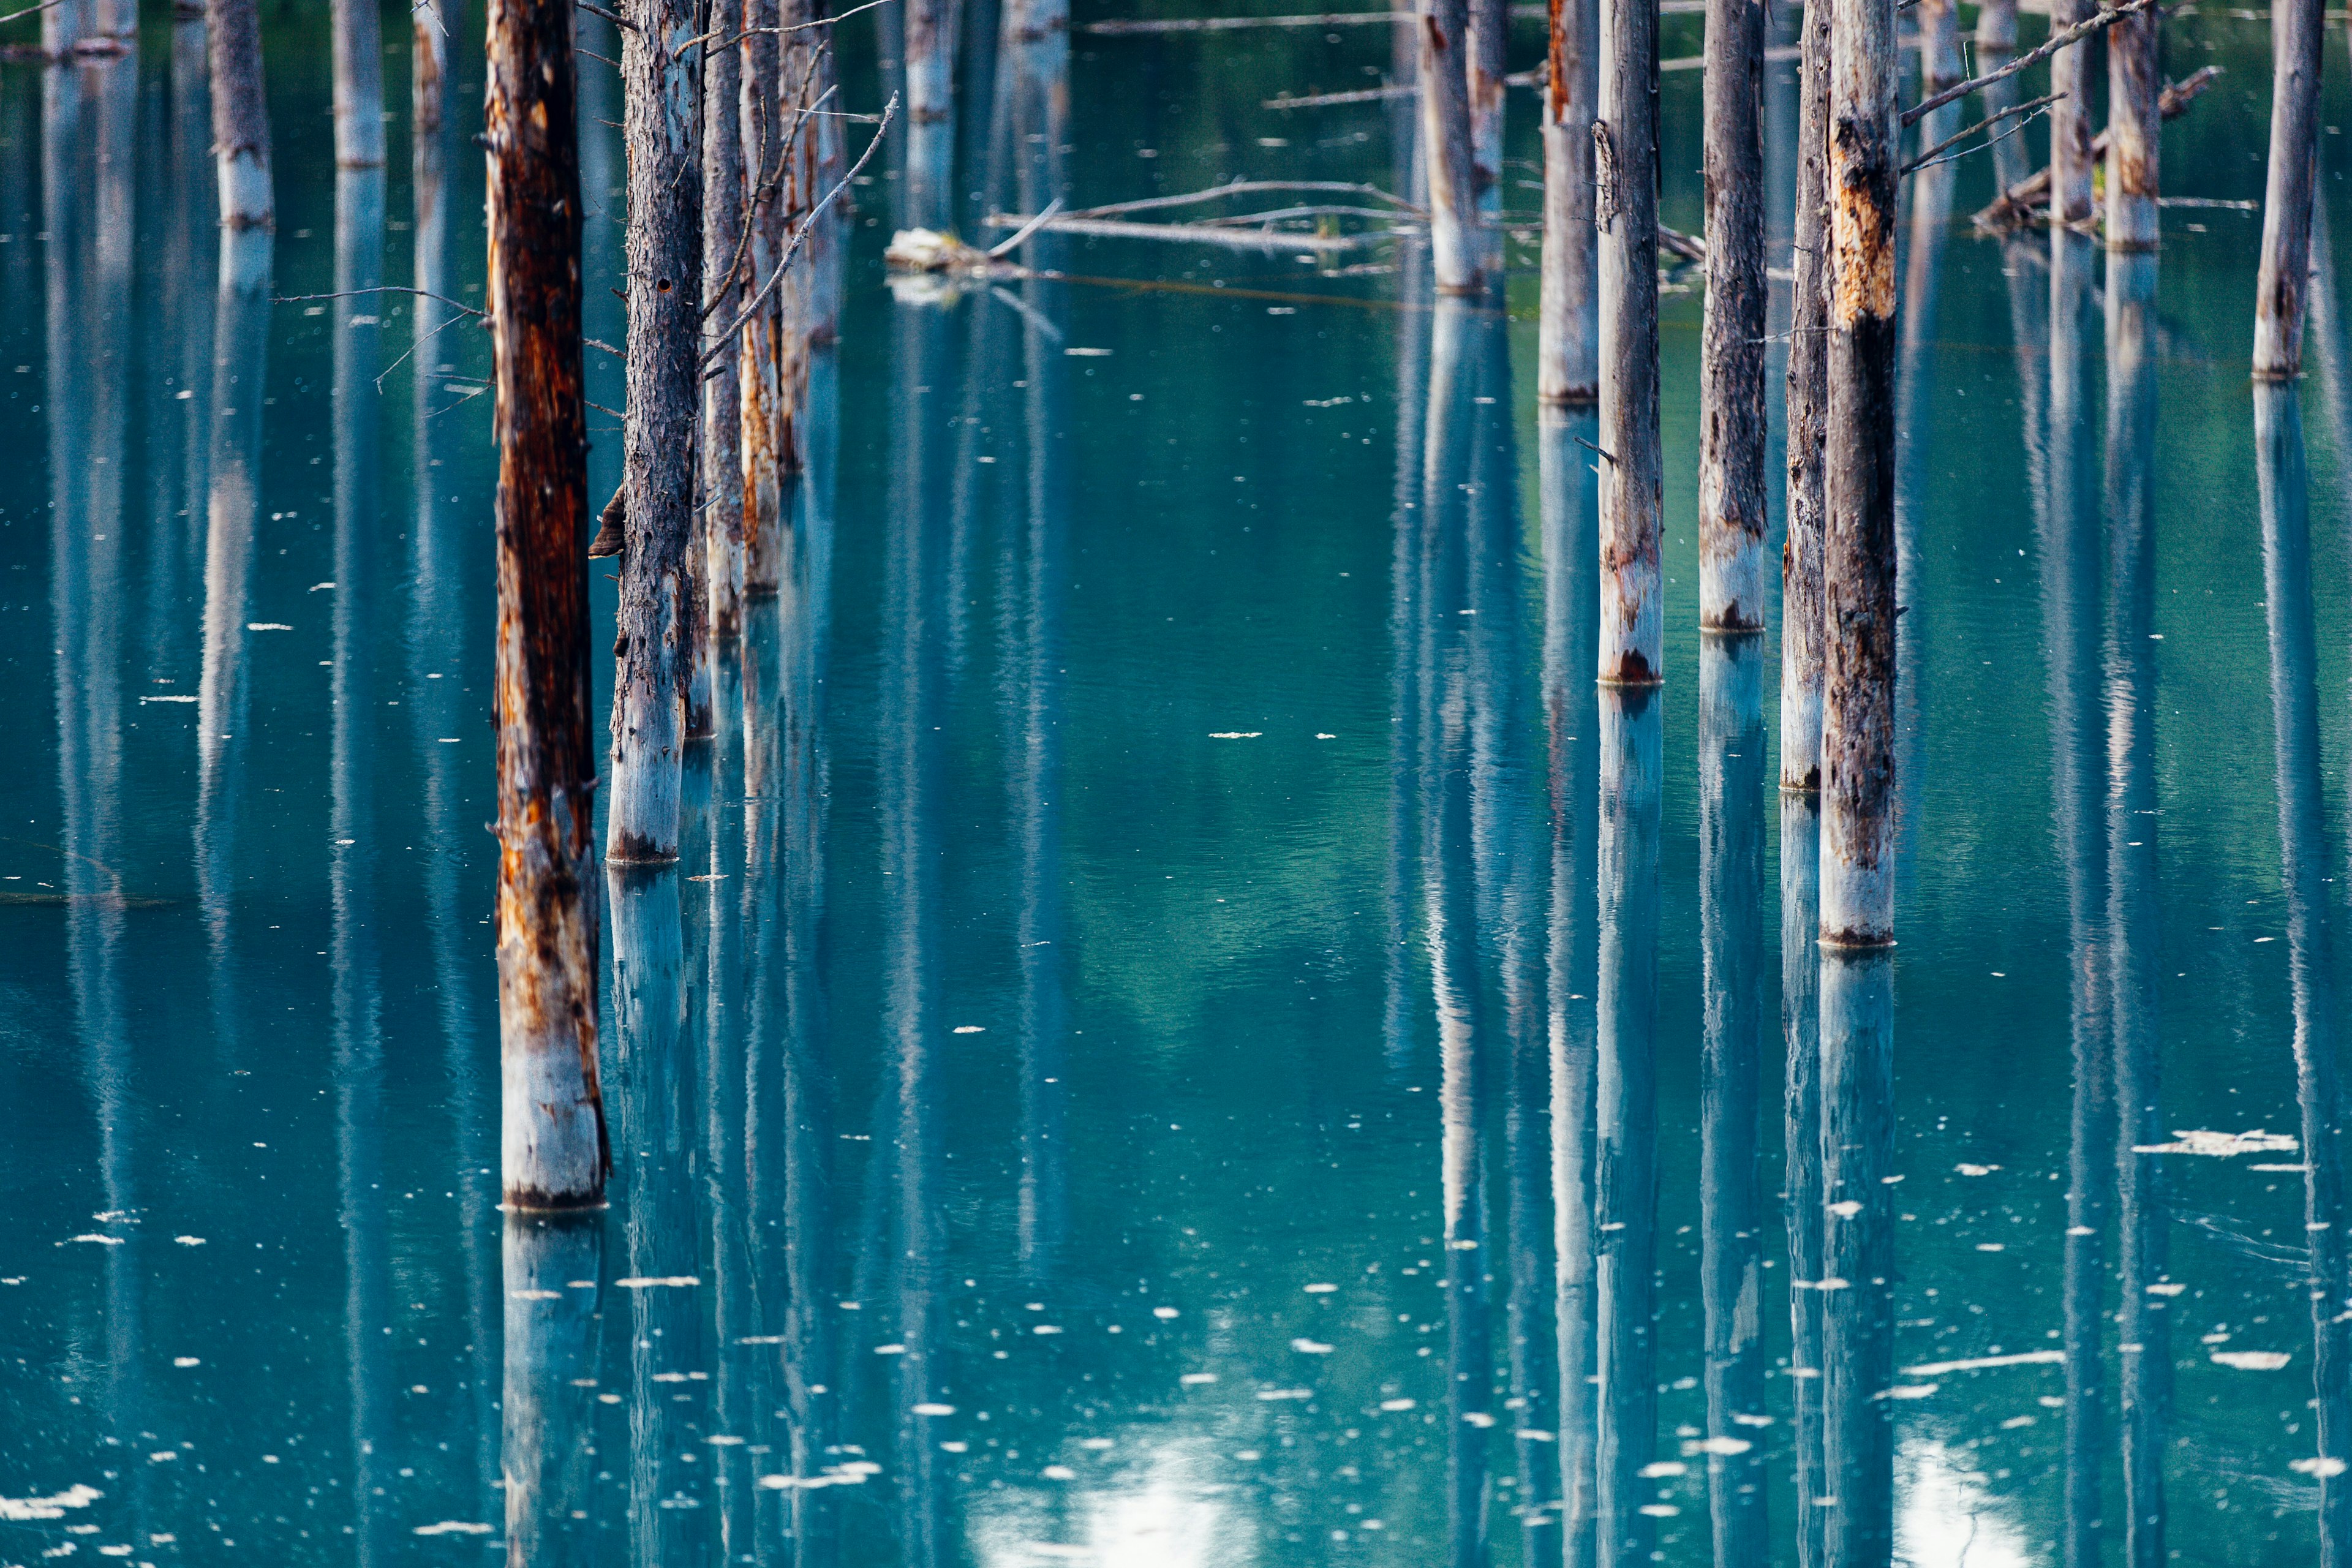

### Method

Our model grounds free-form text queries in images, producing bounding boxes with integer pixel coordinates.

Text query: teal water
[6,4,2352,1565]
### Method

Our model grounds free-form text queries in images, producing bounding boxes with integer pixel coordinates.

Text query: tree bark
[704,0,748,642]
[333,0,386,168]
[2046,0,2095,224]
[1419,0,1481,293]
[2254,0,2323,377]
[486,0,606,1208]
[1780,0,1827,791]
[607,0,704,862]
[1538,0,1598,401]
[907,0,960,227]
[1467,0,1507,283]
[777,0,824,478]
[1698,0,1766,632]
[740,0,786,595]
[207,0,273,230]
[2104,0,2160,249]
[1595,0,1660,685]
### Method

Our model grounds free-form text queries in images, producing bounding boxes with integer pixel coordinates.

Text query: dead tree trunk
[486,0,606,1208]
[1419,0,1480,293]
[1780,0,1828,791]
[741,0,785,593]
[1698,0,1766,632]
[208,0,273,229]
[1915,0,1962,92]
[2048,0,2094,224]
[2105,0,2160,249]
[1538,0,1598,402]
[778,0,824,476]
[1467,0,1507,283]
[1821,0,1899,948]
[1596,0,1660,684]
[333,0,386,168]
[907,0,960,226]
[2254,0,2324,377]
[703,0,747,641]
[607,0,704,861]
[413,0,447,140]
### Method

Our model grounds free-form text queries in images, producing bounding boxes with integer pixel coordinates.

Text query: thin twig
[984,196,1067,260]
[0,0,69,28]
[1905,100,2052,174]
[1904,0,2155,124]
[589,398,627,418]
[1265,83,1414,108]
[578,0,637,28]
[586,336,626,359]
[1902,91,2062,174]
[982,211,1393,253]
[1574,434,1617,463]
[374,306,475,391]
[701,92,897,371]
[275,284,484,316]
[707,0,897,52]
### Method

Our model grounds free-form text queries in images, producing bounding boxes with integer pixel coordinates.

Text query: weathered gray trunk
[2105,0,2161,249]
[413,0,447,138]
[333,0,386,168]
[1698,0,1766,632]
[2253,0,2324,377]
[1977,0,2018,51]
[1595,0,1660,684]
[703,0,747,641]
[608,0,704,861]
[776,0,825,477]
[207,0,272,228]
[2048,0,2095,224]
[1418,0,1480,293]
[1915,0,1962,91]
[1537,0,1598,401]
[486,0,606,1208]
[1820,0,1899,947]
[740,0,785,592]
[1466,0,1507,282]
[907,0,960,226]
[1780,0,1828,792]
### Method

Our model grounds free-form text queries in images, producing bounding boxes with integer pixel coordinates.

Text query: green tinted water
[4,5,2350,1566]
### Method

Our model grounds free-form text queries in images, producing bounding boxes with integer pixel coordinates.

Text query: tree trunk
[1780,0,1827,792]
[2253,0,2323,377]
[1820,0,1899,948]
[741,0,785,593]
[608,0,704,861]
[1418,0,1480,293]
[1466,0,1507,283]
[1595,0,1660,685]
[413,0,447,147]
[333,0,386,168]
[2105,0,2160,249]
[1915,0,1962,91]
[704,0,747,642]
[2048,0,2095,225]
[207,0,273,230]
[1538,0,1598,402]
[486,0,606,1208]
[1698,0,1766,632]
[907,0,960,227]
[777,0,824,478]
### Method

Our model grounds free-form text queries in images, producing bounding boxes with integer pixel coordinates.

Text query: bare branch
[1902,91,2063,175]
[1903,0,2155,125]
[275,284,485,317]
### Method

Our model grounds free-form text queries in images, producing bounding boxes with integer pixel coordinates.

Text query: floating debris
[412,1522,493,1537]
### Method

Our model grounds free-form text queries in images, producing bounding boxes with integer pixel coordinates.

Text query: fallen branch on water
[273,284,484,317]
[1971,66,2219,231]
[1904,0,2153,124]
[1069,179,1420,220]
[1902,91,2063,175]
[983,211,1398,253]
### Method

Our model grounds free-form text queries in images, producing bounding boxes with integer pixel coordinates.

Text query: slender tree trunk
[486,0,606,1208]
[1781,0,1827,791]
[1978,0,2017,52]
[1595,0,1660,685]
[1466,0,1507,283]
[741,0,785,592]
[608,0,704,861]
[1820,0,1899,948]
[704,0,747,642]
[2048,0,2095,225]
[44,0,84,56]
[777,0,824,477]
[1538,0,1598,402]
[413,0,447,139]
[2254,0,2324,377]
[2105,0,2160,249]
[907,0,960,227]
[1698,0,1766,631]
[334,0,386,168]
[1915,0,1962,91]
[1419,0,1480,293]
[208,0,272,229]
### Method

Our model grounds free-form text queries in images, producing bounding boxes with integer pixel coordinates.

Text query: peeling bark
[2253,0,2323,377]
[1595,0,1660,687]
[1781,0,1828,791]
[1698,0,1766,632]
[1538,0,1598,401]
[486,0,606,1207]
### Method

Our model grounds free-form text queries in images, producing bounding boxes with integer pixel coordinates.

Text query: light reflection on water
[4,7,2351,1567]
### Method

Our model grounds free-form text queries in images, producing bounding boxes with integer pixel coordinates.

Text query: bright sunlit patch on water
[1896,1438,2034,1568]
[971,1436,1250,1568]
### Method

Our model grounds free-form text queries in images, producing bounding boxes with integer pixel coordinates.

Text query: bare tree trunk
[1538,0,1598,402]
[486,0,606,1208]
[2048,0,2095,224]
[1467,0,1507,283]
[334,0,386,168]
[44,0,85,56]
[1780,0,1827,792]
[741,0,785,593]
[1596,0,1660,684]
[1419,0,1480,293]
[1821,0,1899,948]
[413,0,447,140]
[907,0,960,227]
[1698,0,1766,632]
[608,0,704,861]
[207,0,272,229]
[1915,0,1962,91]
[2254,0,2324,377]
[1978,0,2018,52]
[2105,0,2160,249]
[777,0,824,477]
[704,0,747,642]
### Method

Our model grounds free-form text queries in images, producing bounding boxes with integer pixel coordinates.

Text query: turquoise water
[6,3,2352,1564]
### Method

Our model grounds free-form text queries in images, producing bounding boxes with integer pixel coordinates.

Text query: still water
[4,2,2350,1564]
